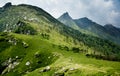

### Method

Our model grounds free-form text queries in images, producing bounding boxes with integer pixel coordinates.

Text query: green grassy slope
[0,33,120,76]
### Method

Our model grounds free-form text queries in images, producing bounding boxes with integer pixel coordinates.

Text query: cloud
[0,0,120,27]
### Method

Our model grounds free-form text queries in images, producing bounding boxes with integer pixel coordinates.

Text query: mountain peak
[104,24,118,29]
[58,12,73,22]
[3,2,12,8]
[78,17,91,22]
[58,12,79,29]
[74,17,94,25]
[82,17,89,19]
[63,12,69,16]
[104,24,114,28]
[60,12,72,19]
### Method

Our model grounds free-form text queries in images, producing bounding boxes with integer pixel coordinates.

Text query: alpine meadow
[0,1,120,76]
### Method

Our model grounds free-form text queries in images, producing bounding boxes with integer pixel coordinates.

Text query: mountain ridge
[58,12,120,45]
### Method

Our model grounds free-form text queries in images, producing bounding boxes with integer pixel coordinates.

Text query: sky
[0,0,120,27]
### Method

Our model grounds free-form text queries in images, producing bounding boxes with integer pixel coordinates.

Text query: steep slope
[58,13,97,36]
[0,33,120,76]
[58,12,79,30]
[0,3,120,76]
[0,3,58,32]
[74,18,120,45]
[74,17,108,36]
[104,24,120,37]
[58,12,120,45]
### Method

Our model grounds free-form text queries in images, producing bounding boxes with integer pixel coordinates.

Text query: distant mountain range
[58,12,120,45]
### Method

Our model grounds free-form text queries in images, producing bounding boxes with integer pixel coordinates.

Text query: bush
[72,47,80,53]
[41,33,50,40]
[15,21,36,35]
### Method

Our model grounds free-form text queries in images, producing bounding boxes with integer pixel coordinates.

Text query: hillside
[74,18,120,45]
[0,3,120,76]
[58,13,120,45]
[58,13,97,37]
[104,24,120,38]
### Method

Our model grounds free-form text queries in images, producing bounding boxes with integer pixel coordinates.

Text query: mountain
[58,12,79,30]
[74,18,120,45]
[58,13,120,45]
[74,17,96,28]
[104,24,120,37]
[58,13,98,36]
[0,3,120,76]
[74,17,109,37]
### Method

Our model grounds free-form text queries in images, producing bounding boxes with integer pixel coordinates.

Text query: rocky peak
[3,2,12,9]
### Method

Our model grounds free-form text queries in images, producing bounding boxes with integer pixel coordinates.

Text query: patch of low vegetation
[15,21,37,35]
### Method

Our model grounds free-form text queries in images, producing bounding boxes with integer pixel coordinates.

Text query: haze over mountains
[0,3,120,76]
[58,12,120,45]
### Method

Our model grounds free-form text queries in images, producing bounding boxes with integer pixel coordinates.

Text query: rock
[7,64,15,72]
[14,42,17,45]
[25,61,30,66]
[8,58,12,63]
[48,56,51,59]
[46,66,50,70]
[22,41,29,48]
[3,2,12,9]
[54,72,64,76]
[8,39,12,43]
[39,66,51,73]
[39,69,45,73]
[8,64,12,68]
[13,62,19,66]
[34,52,40,58]
[24,16,27,20]
[16,56,18,59]
[69,68,75,71]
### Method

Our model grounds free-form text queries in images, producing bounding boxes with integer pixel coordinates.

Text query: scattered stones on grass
[1,61,20,75]
[8,38,17,45]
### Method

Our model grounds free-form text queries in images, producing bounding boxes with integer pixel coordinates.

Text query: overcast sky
[0,0,120,27]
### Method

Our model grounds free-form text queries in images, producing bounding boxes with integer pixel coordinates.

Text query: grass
[0,33,120,76]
